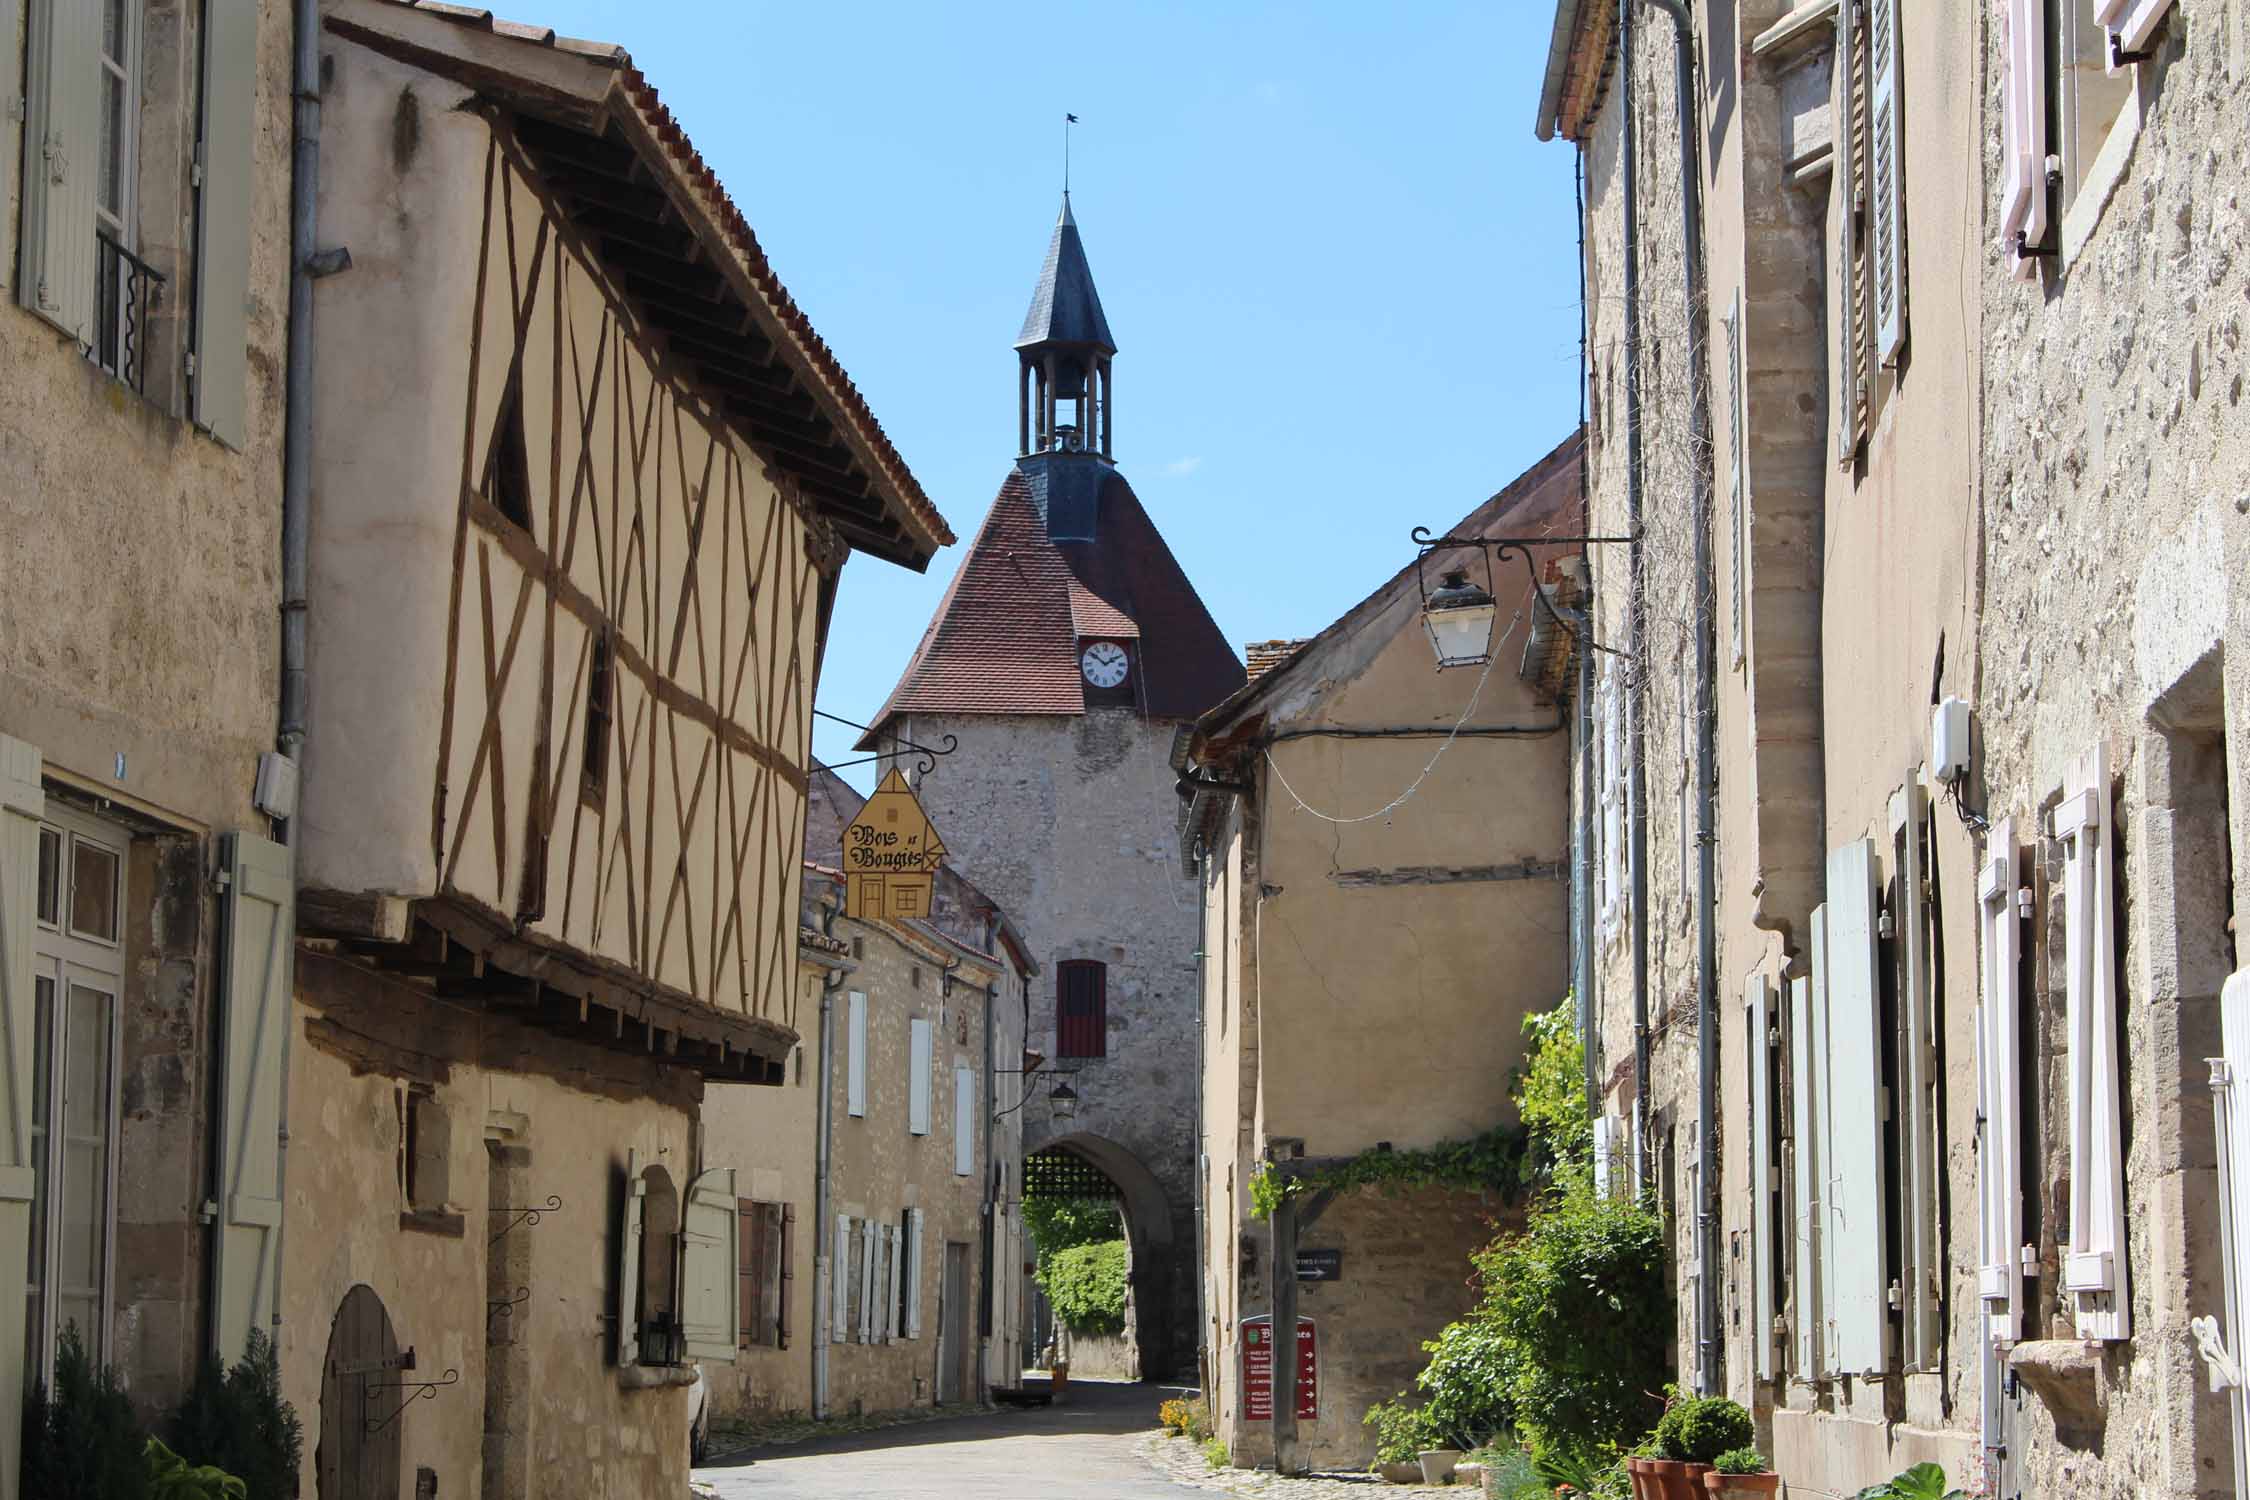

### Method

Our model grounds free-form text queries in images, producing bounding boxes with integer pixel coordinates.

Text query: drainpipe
[1618,0,1655,1206]
[979,955,998,1404]
[1571,147,1600,1118]
[1632,0,1721,1397]
[811,893,849,1418]
[1191,844,1210,1395]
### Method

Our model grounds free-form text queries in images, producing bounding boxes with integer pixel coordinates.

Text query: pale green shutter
[1868,0,1906,366]
[0,735,45,1500]
[831,1214,851,1341]
[680,1167,739,1363]
[953,1062,974,1177]
[192,0,259,448]
[1745,973,1777,1384]
[847,992,867,1118]
[1826,838,1888,1375]
[619,1151,646,1365]
[213,832,293,1366]
[19,0,101,340]
[905,1210,924,1338]
[908,1018,933,1135]
[1893,781,1939,1370]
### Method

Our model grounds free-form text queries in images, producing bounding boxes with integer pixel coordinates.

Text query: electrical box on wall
[254,751,300,820]
[1931,698,1971,784]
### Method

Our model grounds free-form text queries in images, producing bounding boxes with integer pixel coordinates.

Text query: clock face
[1081,641,1130,689]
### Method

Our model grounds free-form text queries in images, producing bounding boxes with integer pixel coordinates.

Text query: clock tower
[860,196,1243,1379]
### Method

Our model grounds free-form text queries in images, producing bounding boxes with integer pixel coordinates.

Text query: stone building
[1534,1,2249,1496]
[282,6,948,1498]
[861,197,1244,1379]
[699,766,1033,1423]
[1179,433,1583,1471]
[0,4,294,1496]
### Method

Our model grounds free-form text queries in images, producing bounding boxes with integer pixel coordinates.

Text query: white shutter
[906,1210,925,1338]
[1592,1116,1615,1198]
[831,1214,852,1342]
[859,1217,879,1342]
[1832,0,1863,462]
[1746,973,1777,1383]
[1999,0,2048,278]
[847,991,868,1118]
[1826,839,1889,1374]
[2099,0,2176,69]
[1868,0,1906,366]
[2207,969,2250,1487]
[909,1018,933,1135]
[1892,782,1939,1370]
[213,832,293,1366]
[18,0,101,340]
[1978,819,2026,1350]
[1787,963,1822,1380]
[954,1062,975,1177]
[886,1226,903,1342]
[1808,905,1839,1378]
[2058,743,2129,1340]
[0,735,43,1494]
[619,1152,647,1366]
[1726,290,1746,668]
[681,1167,739,1363]
[191,0,258,447]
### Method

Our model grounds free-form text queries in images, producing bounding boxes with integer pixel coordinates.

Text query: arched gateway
[1027,1134,1183,1379]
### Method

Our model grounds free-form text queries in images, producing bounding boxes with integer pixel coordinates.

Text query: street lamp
[1048,1080,1080,1121]
[1422,569,1497,669]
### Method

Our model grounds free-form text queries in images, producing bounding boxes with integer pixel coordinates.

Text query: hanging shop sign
[1240,1315,1317,1421]
[842,769,949,921]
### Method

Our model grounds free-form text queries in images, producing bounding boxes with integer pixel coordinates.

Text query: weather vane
[1064,112,1079,196]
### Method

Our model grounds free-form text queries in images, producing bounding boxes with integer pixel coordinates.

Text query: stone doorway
[1024,1133,1182,1379]
[317,1284,404,1500]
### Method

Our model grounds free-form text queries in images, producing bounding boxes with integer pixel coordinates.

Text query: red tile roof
[1243,640,1310,681]
[862,461,1244,739]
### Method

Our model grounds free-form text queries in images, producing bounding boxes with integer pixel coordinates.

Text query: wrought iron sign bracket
[1409,528,1638,660]
[811,708,958,776]
[487,1286,530,1331]
[489,1194,562,1245]
[364,1367,459,1436]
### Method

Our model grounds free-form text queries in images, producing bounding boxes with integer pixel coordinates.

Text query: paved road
[694,1380,1204,1499]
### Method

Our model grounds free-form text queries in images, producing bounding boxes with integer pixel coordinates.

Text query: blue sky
[519,1,1582,787]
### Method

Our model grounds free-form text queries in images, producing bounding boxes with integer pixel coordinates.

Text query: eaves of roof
[333,1,955,568]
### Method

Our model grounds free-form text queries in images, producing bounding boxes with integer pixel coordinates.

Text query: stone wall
[892,707,1201,1377]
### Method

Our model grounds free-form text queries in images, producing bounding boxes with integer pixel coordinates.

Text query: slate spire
[1016,197,1116,459]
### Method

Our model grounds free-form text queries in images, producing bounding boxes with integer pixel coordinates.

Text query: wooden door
[318,1285,404,1500]
[938,1242,970,1404]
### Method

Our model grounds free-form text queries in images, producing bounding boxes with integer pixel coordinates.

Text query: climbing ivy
[1248,1123,1529,1220]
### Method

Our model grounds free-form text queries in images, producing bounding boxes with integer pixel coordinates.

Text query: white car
[688,1365,711,1466]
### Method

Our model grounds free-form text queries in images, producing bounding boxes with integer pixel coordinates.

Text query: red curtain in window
[1057,962,1107,1058]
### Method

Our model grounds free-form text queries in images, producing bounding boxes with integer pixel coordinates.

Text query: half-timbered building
[283,6,948,1496]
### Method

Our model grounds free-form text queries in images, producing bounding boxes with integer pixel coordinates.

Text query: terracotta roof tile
[1243,640,1310,681]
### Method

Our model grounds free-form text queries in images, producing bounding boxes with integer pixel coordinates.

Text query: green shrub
[1036,1238,1128,1337]
[145,1438,246,1500]
[1478,1447,1544,1499]
[1202,1436,1230,1470]
[1587,1459,1635,1500]
[168,1331,303,1500]
[1413,1314,1514,1452]
[1023,1197,1119,1258]
[1513,999,1592,1187]
[23,1324,153,1500]
[1714,1446,1771,1476]
[1854,1461,1965,1500]
[1363,1396,1436,1464]
[1653,1392,1753,1465]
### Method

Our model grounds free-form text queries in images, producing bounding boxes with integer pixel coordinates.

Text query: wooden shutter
[847,991,868,1118]
[619,1153,648,1366]
[859,1217,878,1341]
[1826,839,1889,1374]
[1600,672,1625,934]
[906,1209,925,1338]
[1999,0,2049,277]
[1868,0,1906,366]
[18,0,100,339]
[1977,819,2025,1349]
[1726,290,1746,668]
[682,1167,739,1363]
[1746,973,1778,1383]
[831,1214,852,1341]
[1832,0,1866,461]
[2098,0,2176,67]
[909,1018,933,1135]
[1892,782,1939,1370]
[885,1225,902,1342]
[2058,743,2129,1340]
[778,1204,795,1350]
[1683,1120,1704,1391]
[213,832,293,1366]
[738,1199,760,1348]
[1058,962,1106,1058]
[0,735,42,1493]
[1787,963,1822,1380]
[955,1062,975,1176]
[191,0,257,446]
[1808,905,1839,1378]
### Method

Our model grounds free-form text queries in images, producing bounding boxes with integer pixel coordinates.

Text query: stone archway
[1026,1132,1182,1379]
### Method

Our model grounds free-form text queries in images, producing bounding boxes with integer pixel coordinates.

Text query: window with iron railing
[92,231,162,394]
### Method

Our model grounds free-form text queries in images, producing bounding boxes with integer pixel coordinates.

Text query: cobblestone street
[692,1382,1466,1499]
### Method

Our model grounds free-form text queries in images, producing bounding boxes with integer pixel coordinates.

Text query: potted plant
[1853,1460,1966,1500]
[1641,1394,1753,1500]
[1364,1396,1432,1485]
[1623,1439,1670,1500]
[1703,1447,1781,1497]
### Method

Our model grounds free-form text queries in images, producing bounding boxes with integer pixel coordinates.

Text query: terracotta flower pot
[1703,1474,1782,1498]
[1635,1459,1713,1500]
[1626,1457,1664,1500]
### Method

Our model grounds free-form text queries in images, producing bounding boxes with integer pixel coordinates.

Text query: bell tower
[1016,197,1116,458]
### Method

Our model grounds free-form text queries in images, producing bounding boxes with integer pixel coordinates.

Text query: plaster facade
[1183,437,1580,1469]
[0,5,295,1488]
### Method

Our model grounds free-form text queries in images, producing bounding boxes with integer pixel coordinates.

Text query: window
[23,811,125,1382]
[631,1164,682,1365]
[581,631,614,808]
[1056,961,1106,1059]
[398,1086,452,1219]
[1744,974,1779,1385]
[485,374,535,530]
[738,1200,788,1349]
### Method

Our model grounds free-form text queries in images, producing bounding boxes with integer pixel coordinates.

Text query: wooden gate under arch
[318,1284,404,1500]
